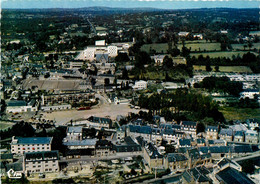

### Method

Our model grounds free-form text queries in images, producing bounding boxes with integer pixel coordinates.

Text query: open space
[193,65,253,73]
[0,121,14,130]
[190,51,258,58]
[219,107,260,121]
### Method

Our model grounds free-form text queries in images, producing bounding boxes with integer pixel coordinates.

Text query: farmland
[141,42,221,53]
[0,121,14,130]
[193,65,253,73]
[190,51,258,59]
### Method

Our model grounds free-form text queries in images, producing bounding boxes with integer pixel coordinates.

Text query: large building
[23,151,59,175]
[76,40,118,61]
[11,137,53,155]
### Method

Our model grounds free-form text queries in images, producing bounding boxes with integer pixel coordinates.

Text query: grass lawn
[219,107,260,121]
[231,43,260,50]
[141,41,221,53]
[190,51,258,58]
[0,121,14,130]
[193,65,253,73]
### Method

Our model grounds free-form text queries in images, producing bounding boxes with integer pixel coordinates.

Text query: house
[164,153,188,171]
[245,130,258,143]
[132,80,148,90]
[180,121,197,138]
[182,165,212,184]
[113,136,142,153]
[233,131,244,142]
[11,136,53,155]
[205,126,218,140]
[246,119,260,130]
[143,142,164,170]
[95,139,114,157]
[178,32,189,37]
[178,139,191,148]
[240,89,259,99]
[66,126,83,141]
[207,139,227,147]
[116,126,126,142]
[219,129,233,142]
[151,55,166,65]
[127,125,152,141]
[196,138,206,147]
[23,151,59,175]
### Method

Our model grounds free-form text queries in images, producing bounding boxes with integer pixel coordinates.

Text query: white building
[23,151,59,175]
[76,40,118,61]
[6,100,38,113]
[11,137,53,155]
[151,55,165,65]
[240,89,259,99]
[132,80,148,90]
[65,126,83,141]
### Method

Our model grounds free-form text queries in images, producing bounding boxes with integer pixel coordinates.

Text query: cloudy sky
[1,0,258,9]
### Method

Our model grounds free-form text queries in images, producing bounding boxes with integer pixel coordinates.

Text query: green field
[141,42,221,53]
[190,51,258,59]
[0,121,14,130]
[220,107,260,121]
[231,43,260,50]
[193,65,253,73]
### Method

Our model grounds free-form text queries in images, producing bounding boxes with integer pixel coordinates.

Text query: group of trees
[194,77,243,96]
[138,89,225,122]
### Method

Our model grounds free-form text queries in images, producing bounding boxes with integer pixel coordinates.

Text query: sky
[1,0,259,9]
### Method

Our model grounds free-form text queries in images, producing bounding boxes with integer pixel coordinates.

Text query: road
[143,173,182,184]
[59,152,142,164]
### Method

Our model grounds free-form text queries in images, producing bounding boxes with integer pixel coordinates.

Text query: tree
[163,56,173,69]
[169,48,180,57]
[215,65,220,72]
[181,47,190,57]
[104,78,110,86]
[206,59,212,72]
[115,53,129,63]
[241,160,255,174]
[122,68,129,79]
[135,51,152,68]
[196,122,205,134]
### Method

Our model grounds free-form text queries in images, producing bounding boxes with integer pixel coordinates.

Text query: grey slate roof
[128,125,152,134]
[24,150,59,161]
[13,137,52,145]
[216,167,254,184]
[145,143,163,159]
[179,139,191,146]
[219,128,233,136]
[166,153,188,162]
[7,100,27,107]
[67,126,83,133]
[5,162,23,171]
[64,139,97,146]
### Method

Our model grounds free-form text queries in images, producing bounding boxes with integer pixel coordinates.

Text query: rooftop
[12,137,52,145]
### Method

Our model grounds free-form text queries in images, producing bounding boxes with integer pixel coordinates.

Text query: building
[143,143,164,170]
[182,166,212,184]
[233,131,244,142]
[151,55,165,66]
[206,126,218,140]
[66,126,83,141]
[180,121,197,138]
[212,158,254,184]
[219,129,233,142]
[240,89,259,99]
[6,100,38,113]
[23,151,59,175]
[178,139,191,148]
[95,139,114,157]
[77,40,118,61]
[11,137,53,155]
[164,153,188,171]
[245,130,258,143]
[63,138,97,150]
[73,116,112,129]
[132,80,148,90]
